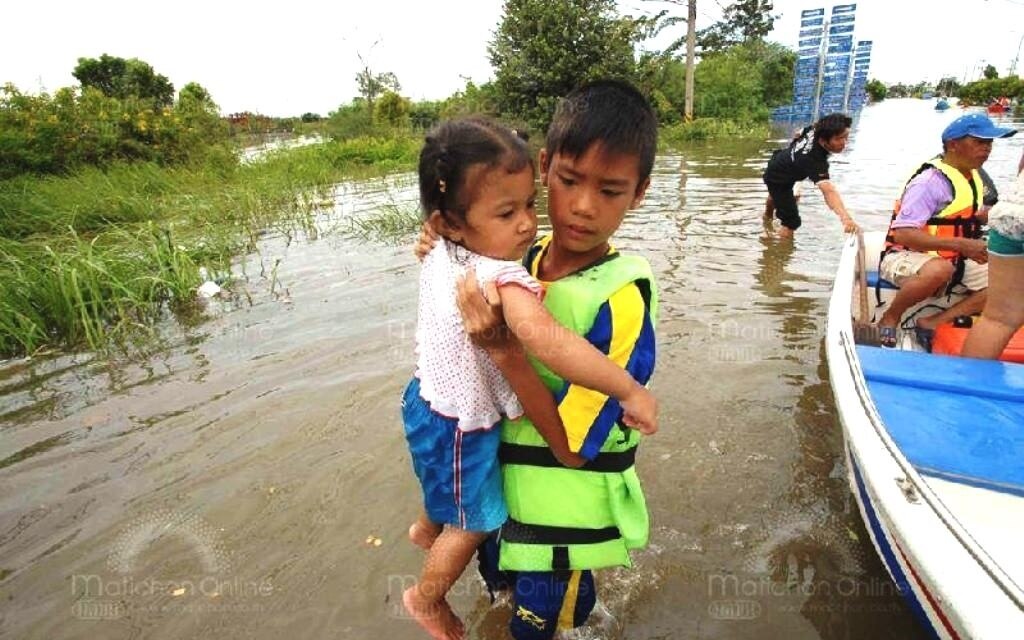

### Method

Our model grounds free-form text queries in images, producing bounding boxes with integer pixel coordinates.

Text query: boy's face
[540,143,650,260]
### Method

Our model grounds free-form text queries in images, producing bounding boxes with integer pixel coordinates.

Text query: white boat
[826,231,1024,638]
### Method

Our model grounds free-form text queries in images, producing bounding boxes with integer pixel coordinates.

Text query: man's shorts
[764,179,801,230]
[476,535,597,640]
[879,251,988,291]
[989,228,1024,257]
[402,378,506,532]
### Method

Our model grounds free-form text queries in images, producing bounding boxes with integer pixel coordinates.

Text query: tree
[355,62,400,113]
[374,91,411,128]
[72,54,174,108]
[692,39,792,121]
[865,79,887,102]
[983,64,999,80]
[935,76,960,97]
[698,0,777,53]
[488,0,640,131]
[177,82,217,112]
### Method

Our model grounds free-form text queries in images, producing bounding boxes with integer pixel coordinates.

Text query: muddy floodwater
[2,100,1022,639]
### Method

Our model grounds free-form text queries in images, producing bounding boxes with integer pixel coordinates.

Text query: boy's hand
[413,218,440,262]
[456,268,514,352]
[620,384,658,435]
[555,449,586,469]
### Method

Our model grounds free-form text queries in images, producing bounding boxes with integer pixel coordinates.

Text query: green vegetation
[959,76,1023,105]
[73,54,175,108]
[2,2,795,355]
[0,135,418,356]
[0,81,227,179]
[489,0,639,131]
[866,79,887,102]
[692,40,794,122]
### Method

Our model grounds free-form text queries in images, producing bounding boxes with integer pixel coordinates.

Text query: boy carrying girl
[415,79,660,639]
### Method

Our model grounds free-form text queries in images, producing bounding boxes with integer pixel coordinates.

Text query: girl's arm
[498,284,657,434]
[456,275,585,467]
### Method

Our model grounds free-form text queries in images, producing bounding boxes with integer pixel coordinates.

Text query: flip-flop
[914,326,935,353]
[879,326,898,349]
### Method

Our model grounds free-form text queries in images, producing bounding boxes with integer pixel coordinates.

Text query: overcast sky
[3,0,1024,116]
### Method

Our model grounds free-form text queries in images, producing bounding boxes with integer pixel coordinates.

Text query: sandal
[913,326,935,353]
[879,326,898,349]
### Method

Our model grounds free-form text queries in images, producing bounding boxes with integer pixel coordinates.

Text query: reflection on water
[1,100,1021,639]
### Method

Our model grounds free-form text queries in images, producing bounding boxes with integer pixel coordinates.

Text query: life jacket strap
[499,442,637,472]
[501,518,621,546]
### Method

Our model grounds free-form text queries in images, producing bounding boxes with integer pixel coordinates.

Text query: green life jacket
[499,249,659,572]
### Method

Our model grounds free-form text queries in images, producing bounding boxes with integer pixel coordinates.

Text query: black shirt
[763,126,831,187]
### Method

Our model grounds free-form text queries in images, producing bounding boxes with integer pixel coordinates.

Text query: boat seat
[865,271,898,291]
[856,345,1024,496]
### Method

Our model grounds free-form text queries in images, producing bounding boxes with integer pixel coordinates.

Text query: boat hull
[826,233,1024,639]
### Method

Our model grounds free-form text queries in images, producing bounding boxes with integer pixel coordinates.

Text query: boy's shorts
[764,179,801,230]
[989,228,1024,257]
[402,378,506,532]
[476,535,597,640]
[879,250,988,291]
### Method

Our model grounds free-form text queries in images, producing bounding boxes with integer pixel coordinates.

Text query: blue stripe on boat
[850,452,940,639]
[866,272,898,290]
[856,345,1024,496]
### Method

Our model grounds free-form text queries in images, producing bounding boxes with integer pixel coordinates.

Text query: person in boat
[875,113,1017,349]
[963,149,1024,359]
[762,112,860,239]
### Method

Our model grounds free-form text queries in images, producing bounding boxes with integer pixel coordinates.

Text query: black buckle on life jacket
[499,442,637,472]
[501,518,621,546]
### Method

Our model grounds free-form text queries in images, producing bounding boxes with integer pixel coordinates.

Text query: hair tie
[438,180,447,194]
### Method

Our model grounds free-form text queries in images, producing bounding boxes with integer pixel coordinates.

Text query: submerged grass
[344,202,423,245]
[0,135,420,357]
[660,118,772,146]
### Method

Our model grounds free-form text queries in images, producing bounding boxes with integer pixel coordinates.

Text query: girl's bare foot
[403,586,465,640]
[408,520,441,550]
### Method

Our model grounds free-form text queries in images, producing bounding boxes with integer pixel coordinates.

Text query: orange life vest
[884,157,984,261]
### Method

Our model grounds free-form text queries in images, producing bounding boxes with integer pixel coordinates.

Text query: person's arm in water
[496,284,657,435]
[455,276,585,468]
[816,180,860,233]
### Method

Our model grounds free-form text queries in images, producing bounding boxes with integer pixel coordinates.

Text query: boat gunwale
[826,231,1024,612]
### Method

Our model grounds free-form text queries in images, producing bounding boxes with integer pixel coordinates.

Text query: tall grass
[0,135,420,356]
[660,118,771,146]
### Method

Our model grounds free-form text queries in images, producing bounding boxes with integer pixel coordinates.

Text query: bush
[693,40,794,122]
[374,91,412,128]
[0,82,230,179]
[324,101,378,140]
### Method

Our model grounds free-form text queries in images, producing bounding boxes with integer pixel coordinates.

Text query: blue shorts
[476,535,597,640]
[402,378,507,532]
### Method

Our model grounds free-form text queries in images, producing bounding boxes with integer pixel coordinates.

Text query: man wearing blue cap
[875,113,1017,349]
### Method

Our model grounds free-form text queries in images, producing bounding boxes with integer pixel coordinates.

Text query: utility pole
[1011,33,1024,77]
[684,0,696,121]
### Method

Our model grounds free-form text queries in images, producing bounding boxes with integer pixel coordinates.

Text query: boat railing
[830,232,1024,611]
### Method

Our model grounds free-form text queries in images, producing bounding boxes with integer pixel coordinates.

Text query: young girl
[401,117,657,640]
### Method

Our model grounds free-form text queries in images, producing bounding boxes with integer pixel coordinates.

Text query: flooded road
[2,99,1022,639]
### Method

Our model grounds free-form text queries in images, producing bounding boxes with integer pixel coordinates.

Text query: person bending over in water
[762,112,859,239]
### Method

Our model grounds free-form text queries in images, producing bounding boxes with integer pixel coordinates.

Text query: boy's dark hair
[545,79,658,184]
[419,117,532,222]
[813,113,853,143]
